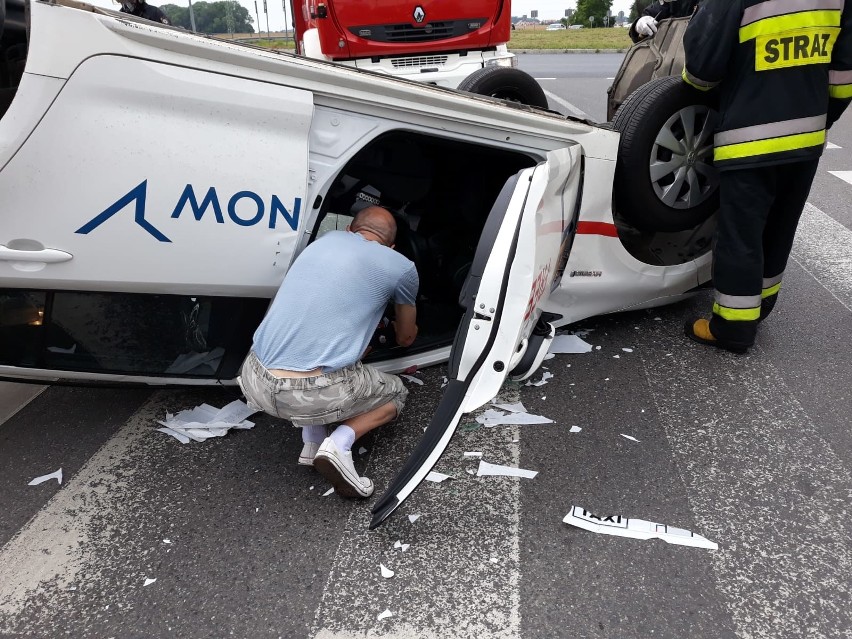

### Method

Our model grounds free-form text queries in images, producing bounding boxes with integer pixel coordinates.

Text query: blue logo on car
[76,181,302,242]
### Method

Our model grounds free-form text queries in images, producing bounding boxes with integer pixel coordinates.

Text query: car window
[0,290,268,378]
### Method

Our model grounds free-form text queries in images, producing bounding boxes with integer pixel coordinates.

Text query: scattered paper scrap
[426,471,452,483]
[544,353,555,360]
[163,539,172,544]
[394,540,410,552]
[156,400,257,443]
[165,347,225,375]
[400,374,424,386]
[408,514,421,524]
[477,410,553,426]
[358,447,368,456]
[595,346,601,350]
[466,469,476,475]
[28,468,63,486]
[380,564,395,578]
[489,557,499,564]
[622,348,634,353]
[827,141,841,149]
[491,401,528,413]
[322,487,335,496]
[477,461,538,479]
[563,506,718,550]
[570,426,582,433]
[526,371,554,387]
[143,577,157,587]
[620,434,640,442]
[377,610,394,621]
[463,452,483,458]
[549,334,593,354]
[613,355,620,359]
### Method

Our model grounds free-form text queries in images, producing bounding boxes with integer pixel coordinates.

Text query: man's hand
[636,15,658,37]
[393,304,418,348]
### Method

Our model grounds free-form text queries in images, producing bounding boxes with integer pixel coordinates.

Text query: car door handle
[0,245,73,263]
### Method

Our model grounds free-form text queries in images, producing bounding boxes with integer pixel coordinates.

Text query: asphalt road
[2,54,852,639]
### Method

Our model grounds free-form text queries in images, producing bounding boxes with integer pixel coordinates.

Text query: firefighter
[682,0,852,353]
[630,0,700,43]
[118,0,171,25]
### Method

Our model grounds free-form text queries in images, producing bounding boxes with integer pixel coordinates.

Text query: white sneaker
[298,441,321,466]
[313,437,374,498]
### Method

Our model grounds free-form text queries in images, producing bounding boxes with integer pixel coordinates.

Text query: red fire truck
[291,0,547,107]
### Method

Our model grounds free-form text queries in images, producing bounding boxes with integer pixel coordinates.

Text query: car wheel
[457,67,549,109]
[612,76,719,232]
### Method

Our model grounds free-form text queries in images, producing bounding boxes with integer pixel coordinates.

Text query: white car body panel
[0,0,711,388]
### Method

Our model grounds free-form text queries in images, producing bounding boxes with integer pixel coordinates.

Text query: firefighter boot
[684,318,750,354]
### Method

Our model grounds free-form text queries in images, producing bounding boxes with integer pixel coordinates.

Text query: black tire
[457,67,549,109]
[613,75,720,232]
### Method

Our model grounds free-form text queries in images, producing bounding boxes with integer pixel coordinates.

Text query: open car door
[370,145,584,528]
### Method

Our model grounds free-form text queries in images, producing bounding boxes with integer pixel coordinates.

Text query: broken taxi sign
[564,506,718,550]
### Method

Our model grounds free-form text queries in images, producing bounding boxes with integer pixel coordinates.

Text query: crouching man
[238,206,419,497]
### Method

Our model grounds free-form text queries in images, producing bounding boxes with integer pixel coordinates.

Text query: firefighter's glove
[635,15,658,37]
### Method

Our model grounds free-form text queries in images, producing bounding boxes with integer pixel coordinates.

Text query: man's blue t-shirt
[253,231,419,372]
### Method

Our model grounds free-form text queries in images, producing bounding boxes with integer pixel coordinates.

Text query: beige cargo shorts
[237,350,408,427]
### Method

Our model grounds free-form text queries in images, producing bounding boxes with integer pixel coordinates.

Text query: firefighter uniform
[682,0,852,352]
[629,0,700,43]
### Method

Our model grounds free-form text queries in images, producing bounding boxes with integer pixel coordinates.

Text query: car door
[370,145,583,528]
[0,56,314,383]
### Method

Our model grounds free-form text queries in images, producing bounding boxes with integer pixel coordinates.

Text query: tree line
[160,1,254,33]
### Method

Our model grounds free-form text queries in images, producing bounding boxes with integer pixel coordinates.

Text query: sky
[88,0,636,33]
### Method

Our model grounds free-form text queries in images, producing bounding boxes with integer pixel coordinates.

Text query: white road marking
[0,382,47,428]
[311,380,523,639]
[828,170,852,185]
[0,392,169,624]
[791,203,852,312]
[826,142,841,149]
[543,89,594,121]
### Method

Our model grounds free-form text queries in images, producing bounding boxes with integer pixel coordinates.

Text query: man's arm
[393,304,418,347]
[682,0,741,91]
[829,3,852,128]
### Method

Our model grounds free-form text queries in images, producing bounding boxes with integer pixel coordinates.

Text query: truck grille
[350,19,487,43]
[390,55,449,68]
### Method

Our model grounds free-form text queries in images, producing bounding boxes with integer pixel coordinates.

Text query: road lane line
[310,375,523,639]
[828,170,852,185]
[0,392,170,624]
[543,90,594,121]
[791,203,852,312]
[640,329,852,639]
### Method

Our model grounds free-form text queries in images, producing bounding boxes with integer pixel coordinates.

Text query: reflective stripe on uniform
[763,273,784,288]
[762,283,782,298]
[830,69,852,98]
[682,67,718,91]
[742,0,845,29]
[714,115,827,162]
[740,7,843,43]
[713,302,761,321]
[715,292,762,309]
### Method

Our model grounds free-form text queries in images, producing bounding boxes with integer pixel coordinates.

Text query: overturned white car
[0,0,716,525]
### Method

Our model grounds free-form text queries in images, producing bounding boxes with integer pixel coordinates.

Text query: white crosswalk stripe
[828,170,852,186]
[791,203,852,312]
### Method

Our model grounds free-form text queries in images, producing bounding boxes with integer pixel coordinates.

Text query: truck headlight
[485,56,518,68]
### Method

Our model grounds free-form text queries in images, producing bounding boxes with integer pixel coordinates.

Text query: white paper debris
[466,468,476,475]
[613,355,620,359]
[156,400,257,443]
[620,434,640,442]
[549,334,593,354]
[526,371,554,387]
[622,348,634,353]
[543,353,555,360]
[541,396,546,400]
[393,540,410,552]
[425,471,452,483]
[489,557,499,564]
[377,610,394,621]
[322,487,335,496]
[165,347,226,375]
[28,468,63,486]
[408,514,421,524]
[163,539,172,544]
[358,447,368,456]
[380,564,395,578]
[477,411,553,426]
[400,374,424,385]
[463,452,483,458]
[143,577,157,587]
[491,401,528,413]
[570,426,582,433]
[595,346,601,350]
[476,461,538,479]
[563,505,718,550]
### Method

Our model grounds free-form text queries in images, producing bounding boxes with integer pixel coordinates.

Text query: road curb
[510,48,627,54]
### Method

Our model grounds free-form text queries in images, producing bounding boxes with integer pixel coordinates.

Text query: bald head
[350,206,397,246]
